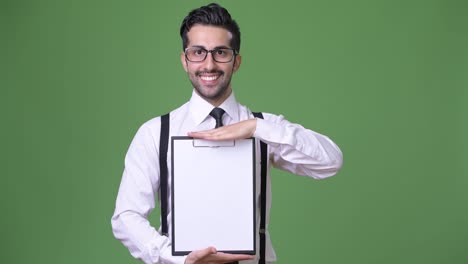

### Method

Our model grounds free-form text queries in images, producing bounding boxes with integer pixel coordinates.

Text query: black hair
[180,3,241,52]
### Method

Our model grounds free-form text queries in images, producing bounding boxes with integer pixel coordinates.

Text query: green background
[2,0,467,263]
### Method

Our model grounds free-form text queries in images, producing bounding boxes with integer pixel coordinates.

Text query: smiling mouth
[197,71,223,82]
[200,75,220,81]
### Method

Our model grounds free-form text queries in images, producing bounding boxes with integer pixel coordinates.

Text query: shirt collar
[188,90,240,126]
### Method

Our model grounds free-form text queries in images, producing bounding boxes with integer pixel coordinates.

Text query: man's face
[181,25,242,106]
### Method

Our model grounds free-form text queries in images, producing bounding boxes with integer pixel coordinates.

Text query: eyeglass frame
[184,46,239,63]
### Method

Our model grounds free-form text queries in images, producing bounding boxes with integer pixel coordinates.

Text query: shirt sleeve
[253,113,343,179]
[111,120,186,264]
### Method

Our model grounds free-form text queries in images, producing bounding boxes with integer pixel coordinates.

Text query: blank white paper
[171,137,255,255]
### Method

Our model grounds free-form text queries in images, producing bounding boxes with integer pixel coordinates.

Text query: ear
[233,54,242,73]
[181,52,188,72]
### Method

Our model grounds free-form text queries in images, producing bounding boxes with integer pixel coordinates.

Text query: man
[112,3,343,264]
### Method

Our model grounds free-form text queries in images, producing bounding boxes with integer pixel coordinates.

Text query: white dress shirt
[111,91,343,264]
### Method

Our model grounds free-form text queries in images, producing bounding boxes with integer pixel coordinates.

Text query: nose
[203,52,216,70]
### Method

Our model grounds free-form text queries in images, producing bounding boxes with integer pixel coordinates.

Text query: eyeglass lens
[186,48,234,62]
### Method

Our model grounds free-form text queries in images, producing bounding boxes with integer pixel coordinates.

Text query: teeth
[200,75,219,81]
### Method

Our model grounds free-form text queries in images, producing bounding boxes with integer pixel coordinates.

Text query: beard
[189,70,233,102]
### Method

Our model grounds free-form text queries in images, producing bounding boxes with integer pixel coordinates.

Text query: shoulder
[138,115,162,135]
[138,101,189,133]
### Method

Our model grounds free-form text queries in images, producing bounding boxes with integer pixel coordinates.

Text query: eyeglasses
[184,47,237,63]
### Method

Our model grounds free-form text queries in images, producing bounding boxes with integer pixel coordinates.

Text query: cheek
[227,65,236,74]
[183,63,194,74]
[183,62,189,73]
[187,65,198,75]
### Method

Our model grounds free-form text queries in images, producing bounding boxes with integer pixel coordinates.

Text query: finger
[188,131,211,138]
[188,129,218,138]
[188,129,230,140]
[209,252,255,262]
[192,246,217,259]
[190,132,231,141]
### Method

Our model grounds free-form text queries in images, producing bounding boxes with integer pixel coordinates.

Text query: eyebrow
[190,45,231,50]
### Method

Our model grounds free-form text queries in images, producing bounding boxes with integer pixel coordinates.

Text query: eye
[194,49,205,55]
[215,49,226,55]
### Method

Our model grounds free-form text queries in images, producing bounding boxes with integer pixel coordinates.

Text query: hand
[185,247,254,264]
[188,119,257,141]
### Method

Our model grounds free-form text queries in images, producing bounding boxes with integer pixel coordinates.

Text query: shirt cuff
[160,250,187,264]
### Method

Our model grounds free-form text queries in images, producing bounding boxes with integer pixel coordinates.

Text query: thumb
[194,246,217,258]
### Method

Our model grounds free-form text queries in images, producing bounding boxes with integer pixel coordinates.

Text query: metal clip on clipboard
[192,139,235,147]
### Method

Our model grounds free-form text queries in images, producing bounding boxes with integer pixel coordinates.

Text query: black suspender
[158,112,267,263]
[159,113,170,236]
[252,112,267,264]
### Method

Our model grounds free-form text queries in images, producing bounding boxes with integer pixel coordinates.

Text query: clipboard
[171,136,256,256]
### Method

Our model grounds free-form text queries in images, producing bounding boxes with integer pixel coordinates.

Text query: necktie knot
[209,107,225,128]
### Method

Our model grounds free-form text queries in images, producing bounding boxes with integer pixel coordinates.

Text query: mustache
[195,70,224,76]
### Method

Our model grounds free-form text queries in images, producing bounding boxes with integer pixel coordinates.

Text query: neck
[198,87,232,107]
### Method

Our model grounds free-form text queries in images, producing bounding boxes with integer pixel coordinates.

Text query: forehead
[186,25,233,48]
